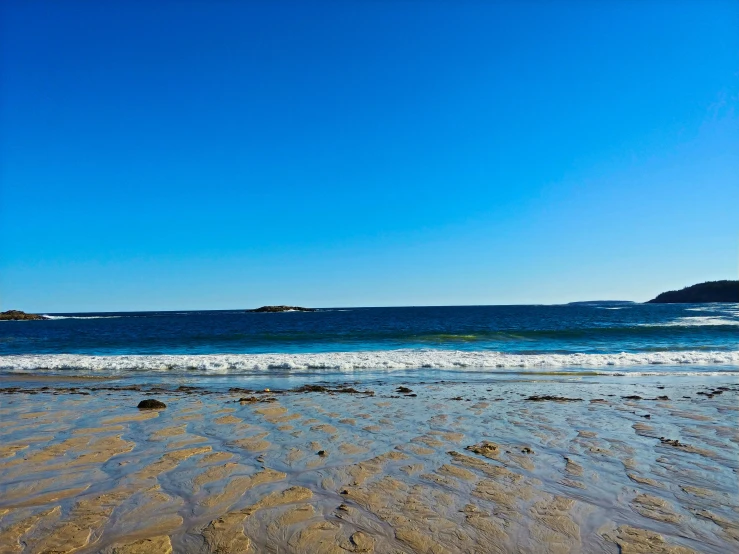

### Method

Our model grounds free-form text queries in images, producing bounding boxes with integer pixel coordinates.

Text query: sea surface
[1,303,737,378]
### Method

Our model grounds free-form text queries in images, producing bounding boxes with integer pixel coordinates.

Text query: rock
[246,306,316,313]
[137,399,167,409]
[0,310,48,320]
[647,280,738,303]
[465,441,500,459]
[396,386,413,394]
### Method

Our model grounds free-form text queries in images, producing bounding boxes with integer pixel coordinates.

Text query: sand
[0,375,737,553]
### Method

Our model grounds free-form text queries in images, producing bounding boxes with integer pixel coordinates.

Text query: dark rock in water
[525,395,582,402]
[317,450,326,457]
[396,386,413,394]
[247,305,316,313]
[137,399,166,409]
[0,310,48,321]
[647,280,738,303]
[622,395,643,400]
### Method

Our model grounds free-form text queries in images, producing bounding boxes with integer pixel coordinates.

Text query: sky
[1,0,737,312]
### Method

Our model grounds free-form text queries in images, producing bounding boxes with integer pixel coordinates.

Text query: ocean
[1,302,737,377]
[2,303,738,553]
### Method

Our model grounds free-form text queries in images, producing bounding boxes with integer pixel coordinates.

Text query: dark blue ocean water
[1,303,737,357]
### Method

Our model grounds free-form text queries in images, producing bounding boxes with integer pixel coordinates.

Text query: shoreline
[1,374,737,553]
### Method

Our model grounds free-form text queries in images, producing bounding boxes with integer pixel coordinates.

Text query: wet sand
[0,375,737,553]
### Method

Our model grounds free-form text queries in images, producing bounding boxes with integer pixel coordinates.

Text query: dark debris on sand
[525,395,582,402]
[238,396,277,404]
[292,384,374,395]
[0,386,91,396]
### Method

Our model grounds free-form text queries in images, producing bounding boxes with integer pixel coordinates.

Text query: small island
[246,305,317,313]
[0,310,48,320]
[647,280,738,303]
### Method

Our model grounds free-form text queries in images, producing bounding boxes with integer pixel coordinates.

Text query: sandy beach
[0,374,737,553]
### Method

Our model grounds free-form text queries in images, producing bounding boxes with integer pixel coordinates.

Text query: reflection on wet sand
[0,377,737,553]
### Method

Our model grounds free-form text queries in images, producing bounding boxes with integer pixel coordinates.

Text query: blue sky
[1,1,737,311]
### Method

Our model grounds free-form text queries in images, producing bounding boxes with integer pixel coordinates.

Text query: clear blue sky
[1,1,737,312]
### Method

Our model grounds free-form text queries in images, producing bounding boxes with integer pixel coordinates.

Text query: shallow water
[0,372,737,553]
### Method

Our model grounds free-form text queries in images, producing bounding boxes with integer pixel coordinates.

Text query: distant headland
[647,280,739,303]
[246,306,316,313]
[0,310,48,320]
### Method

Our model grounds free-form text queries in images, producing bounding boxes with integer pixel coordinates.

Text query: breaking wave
[641,316,739,327]
[41,315,125,320]
[1,349,738,374]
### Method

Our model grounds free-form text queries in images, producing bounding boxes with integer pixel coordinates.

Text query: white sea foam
[1,350,737,374]
[643,316,739,327]
[41,315,125,320]
[597,371,737,377]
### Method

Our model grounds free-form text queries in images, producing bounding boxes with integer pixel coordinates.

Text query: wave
[641,316,739,327]
[1,350,737,374]
[41,315,125,320]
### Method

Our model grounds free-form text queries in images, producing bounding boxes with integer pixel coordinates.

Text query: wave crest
[1,349,737,374]
[42,315,125,320]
